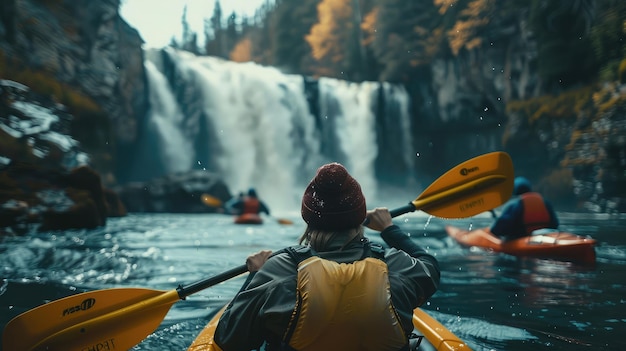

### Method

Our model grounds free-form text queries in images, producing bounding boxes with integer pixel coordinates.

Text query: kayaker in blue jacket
[214,162,440,351]
[491,176,559,240]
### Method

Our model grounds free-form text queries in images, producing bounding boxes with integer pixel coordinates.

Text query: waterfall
[135,48,415,212]
[317,78,379,200]
[145,61,194,172]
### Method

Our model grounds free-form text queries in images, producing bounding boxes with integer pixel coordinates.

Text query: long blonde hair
[299,226,364,252]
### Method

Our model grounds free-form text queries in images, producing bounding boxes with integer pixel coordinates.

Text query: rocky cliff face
[0,0,148,182]
[0,0,149,232]
[407,12,625,213]
[409,14,537,173]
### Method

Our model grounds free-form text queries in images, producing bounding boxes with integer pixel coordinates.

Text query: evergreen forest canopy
[172,0,626,91]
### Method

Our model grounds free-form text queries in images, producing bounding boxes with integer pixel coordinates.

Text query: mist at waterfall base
[126,48,417,212]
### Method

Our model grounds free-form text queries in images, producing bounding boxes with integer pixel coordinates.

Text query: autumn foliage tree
[195,0,624,88]
[305,0,356,79]
[268,0,319,74]
[365,0,444,82]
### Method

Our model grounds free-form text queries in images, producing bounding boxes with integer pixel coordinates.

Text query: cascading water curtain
[138,47,413,211]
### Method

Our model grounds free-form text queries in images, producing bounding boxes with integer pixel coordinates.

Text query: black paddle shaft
[176,247,295,299]
[362,202,416,226]
[389,203,418,218]
[177,264,248,299]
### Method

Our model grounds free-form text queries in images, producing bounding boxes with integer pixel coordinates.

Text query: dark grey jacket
[214,225,440,351]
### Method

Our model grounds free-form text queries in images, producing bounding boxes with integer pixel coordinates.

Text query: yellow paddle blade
[3,288,178,351]
[201,194,223,207]
[415,151,514,218]
[3,265,249,351]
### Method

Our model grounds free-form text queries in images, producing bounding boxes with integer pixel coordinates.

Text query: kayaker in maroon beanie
[214,163,440,351]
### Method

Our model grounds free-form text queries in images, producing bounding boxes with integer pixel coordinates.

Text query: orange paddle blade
[276,218,294,225]
[201,194,223,207]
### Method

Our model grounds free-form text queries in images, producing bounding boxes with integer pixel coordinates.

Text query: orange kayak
[446,225,596,264]
[234,213,263,225]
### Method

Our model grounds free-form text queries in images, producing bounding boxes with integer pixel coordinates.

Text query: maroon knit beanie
[301,163,366,230]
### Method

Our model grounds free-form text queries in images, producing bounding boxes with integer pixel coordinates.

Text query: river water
[1,211,624,351]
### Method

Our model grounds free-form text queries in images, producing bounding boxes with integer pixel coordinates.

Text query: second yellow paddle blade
[414,152,514,218]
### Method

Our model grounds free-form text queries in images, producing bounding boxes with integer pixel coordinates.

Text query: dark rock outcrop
[113,171,232,214]
[0,79,127,234]
[0,162,126,235]
[503,84,626,213]
[0,79,89,170]
[404,10,626,214]
[0,0,148,184]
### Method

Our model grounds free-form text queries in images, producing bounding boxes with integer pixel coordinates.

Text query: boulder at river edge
[113,170,231,214]
[0,162,124,235]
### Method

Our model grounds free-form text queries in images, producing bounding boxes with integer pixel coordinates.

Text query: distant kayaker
[214,162,440,351]
[228,188,270,216]
[491,176,559,240]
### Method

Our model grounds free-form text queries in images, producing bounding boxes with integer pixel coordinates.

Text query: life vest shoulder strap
[285,245,313,266]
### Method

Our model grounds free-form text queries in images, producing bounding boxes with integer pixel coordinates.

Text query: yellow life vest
[284,255,407,351]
